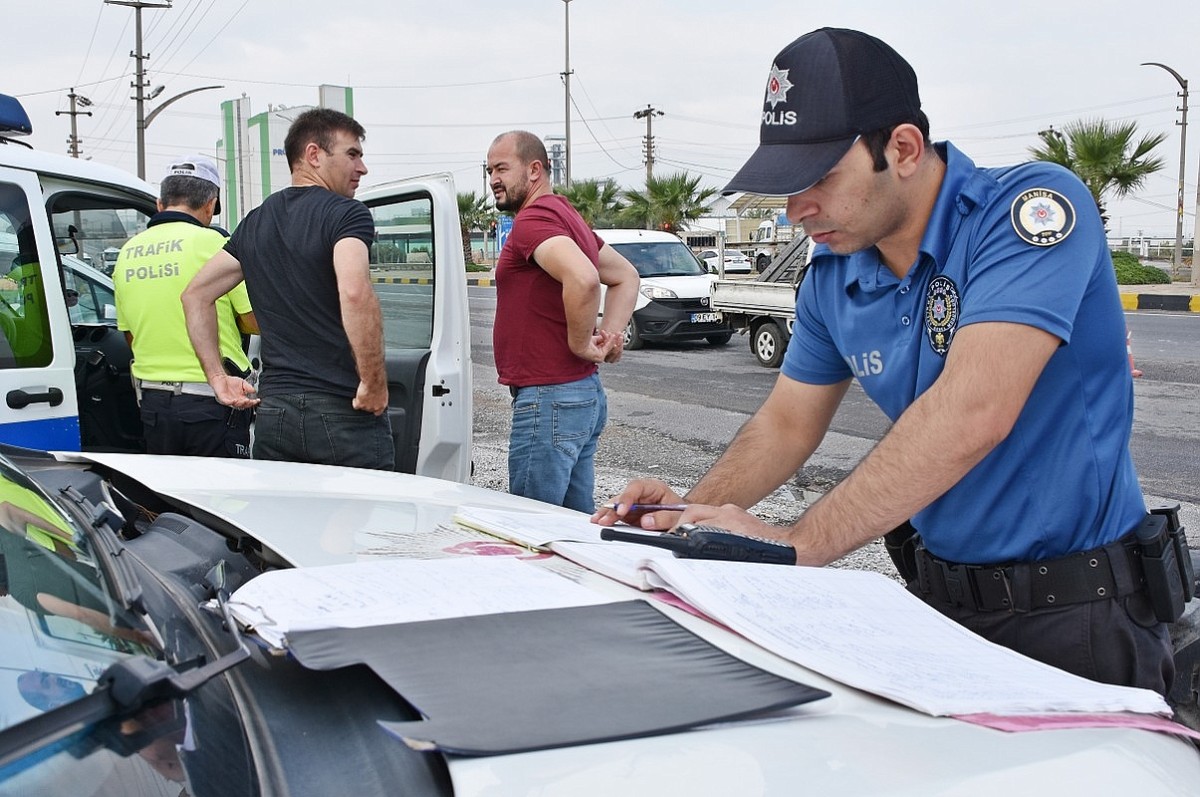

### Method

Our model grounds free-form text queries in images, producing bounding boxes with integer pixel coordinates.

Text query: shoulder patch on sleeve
[1010,188,1076,246]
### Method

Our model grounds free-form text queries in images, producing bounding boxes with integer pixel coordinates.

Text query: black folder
[287,599,829,756]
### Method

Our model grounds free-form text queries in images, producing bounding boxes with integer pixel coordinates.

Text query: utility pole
[106,0,172,180]
[56,89,93,158]
[561,0,573,188]
[634,105,664,183]
[1142,62,1188,281]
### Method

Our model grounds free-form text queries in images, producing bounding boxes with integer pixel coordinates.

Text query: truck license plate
[691,312,721,323]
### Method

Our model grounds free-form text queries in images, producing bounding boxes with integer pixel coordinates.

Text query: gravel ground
[469,377,898,578]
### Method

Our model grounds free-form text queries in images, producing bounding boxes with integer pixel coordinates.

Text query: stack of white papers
[226,556,614,650]
[641,558,1171,717]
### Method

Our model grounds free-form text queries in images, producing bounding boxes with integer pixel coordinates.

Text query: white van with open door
[0,94,472,482]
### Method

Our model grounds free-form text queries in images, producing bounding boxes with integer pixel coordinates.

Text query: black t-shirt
[225,187,376,397]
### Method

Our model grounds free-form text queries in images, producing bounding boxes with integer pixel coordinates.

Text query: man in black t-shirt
[183,109,395,470]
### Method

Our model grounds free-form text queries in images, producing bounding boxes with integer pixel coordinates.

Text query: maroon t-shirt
[493,194,606,387]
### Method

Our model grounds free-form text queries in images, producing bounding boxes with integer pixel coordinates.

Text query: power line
[171,0,252,76]
[151,0,218,76]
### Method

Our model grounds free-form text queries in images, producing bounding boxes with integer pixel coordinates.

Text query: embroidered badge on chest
[1010,188,1076,246]
[925,275,960,356]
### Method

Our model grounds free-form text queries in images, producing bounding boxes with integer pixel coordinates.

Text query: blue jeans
[508,373,607,513]
[253,392,395,470]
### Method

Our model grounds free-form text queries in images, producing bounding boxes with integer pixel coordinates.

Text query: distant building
[216,85,354,229]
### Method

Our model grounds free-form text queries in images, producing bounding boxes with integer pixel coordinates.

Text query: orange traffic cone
[1126,327,1142,378]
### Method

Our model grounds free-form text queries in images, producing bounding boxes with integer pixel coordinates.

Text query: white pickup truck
[709,233,811,367]
[0,93,472,481]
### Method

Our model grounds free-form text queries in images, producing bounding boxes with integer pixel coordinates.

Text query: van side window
[0,183,52,369]
[47,196,149,279]
[366,194,435,349]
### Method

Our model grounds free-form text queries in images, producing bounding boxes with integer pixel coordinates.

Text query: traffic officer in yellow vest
[114,155,257,457]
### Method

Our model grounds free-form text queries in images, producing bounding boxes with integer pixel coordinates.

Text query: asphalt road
[468,287,1200,548]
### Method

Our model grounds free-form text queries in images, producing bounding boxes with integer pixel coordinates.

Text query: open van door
[357,173,472,483]
[0,165,83,449]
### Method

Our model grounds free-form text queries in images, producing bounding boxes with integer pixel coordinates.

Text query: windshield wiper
[56,484,144,613]
[0,563,251,769]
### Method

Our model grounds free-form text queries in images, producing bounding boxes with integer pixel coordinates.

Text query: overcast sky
[11,0,1200,238]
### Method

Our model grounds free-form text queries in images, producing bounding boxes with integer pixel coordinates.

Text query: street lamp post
[1141,62,1188,282]
[562,0,572,189]
[140,85,224,177]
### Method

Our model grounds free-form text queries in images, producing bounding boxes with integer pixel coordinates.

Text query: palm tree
[457,191,494,264]
[557,178,625,228]
[620,172,718,234]
[1028,119,1166,230]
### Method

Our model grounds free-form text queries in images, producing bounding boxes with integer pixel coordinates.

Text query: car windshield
[611,241,706,278]
[0,459,168,790]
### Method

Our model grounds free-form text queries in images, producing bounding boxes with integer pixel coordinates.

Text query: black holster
[883,521,920,584]
[1141,504,1194,623]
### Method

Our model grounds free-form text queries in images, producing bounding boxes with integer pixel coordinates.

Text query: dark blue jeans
[508,373,607,513]
[253,392,395,471]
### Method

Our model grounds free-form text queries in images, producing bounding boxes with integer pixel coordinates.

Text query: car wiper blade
[0,564,251,769]
[56,484,144,614]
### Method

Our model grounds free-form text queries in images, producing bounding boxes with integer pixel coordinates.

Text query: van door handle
[7,388,65,409]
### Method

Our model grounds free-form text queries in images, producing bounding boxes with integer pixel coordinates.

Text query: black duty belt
[912,534,1145,613]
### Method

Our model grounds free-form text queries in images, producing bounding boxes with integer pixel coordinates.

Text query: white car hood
[65,453,1200,796]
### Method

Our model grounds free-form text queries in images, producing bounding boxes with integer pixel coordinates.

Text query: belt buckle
[936,559,975,609]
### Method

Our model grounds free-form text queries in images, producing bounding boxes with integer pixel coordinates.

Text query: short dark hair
[284,108,366,170]
[494,130,551,174]
[861,111,933,172]
[159,175,217,211]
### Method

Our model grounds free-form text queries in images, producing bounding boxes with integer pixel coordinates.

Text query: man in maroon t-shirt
[486,130,639,512]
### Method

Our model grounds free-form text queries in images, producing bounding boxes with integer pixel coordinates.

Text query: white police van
[0,93,472,480]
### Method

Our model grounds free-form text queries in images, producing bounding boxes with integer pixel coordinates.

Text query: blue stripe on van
[0,416,81,451]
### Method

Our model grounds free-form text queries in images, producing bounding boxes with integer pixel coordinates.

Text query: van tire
[752,320,786,368]
[755,253,771,273]
[624,319,645,350]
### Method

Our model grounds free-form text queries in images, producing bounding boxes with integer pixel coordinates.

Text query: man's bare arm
[532,235,611,362]
[685,321,1061,564]
[595,244,639,326]
[688,375,849,507]
[333,237,389,415]
[182,250,258,407]
[236,311,258,335]
[594,375,849,529]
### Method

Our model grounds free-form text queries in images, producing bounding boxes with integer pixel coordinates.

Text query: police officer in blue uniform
[596,28,1174,694]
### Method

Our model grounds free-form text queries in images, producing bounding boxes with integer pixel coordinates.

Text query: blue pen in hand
[602,503,688,526]
[603,503,688,513]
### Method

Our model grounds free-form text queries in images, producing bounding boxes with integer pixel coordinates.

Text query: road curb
[1119,292,1200,312]
[468,276,1199,308]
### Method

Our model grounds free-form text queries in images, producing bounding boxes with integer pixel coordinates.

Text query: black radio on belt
[1137,504,1193,623]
